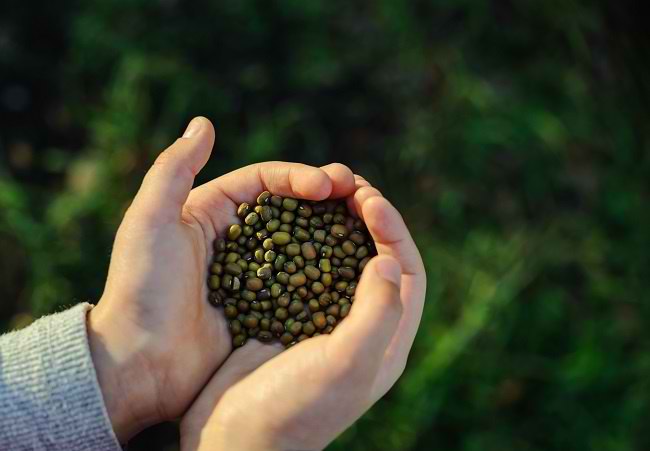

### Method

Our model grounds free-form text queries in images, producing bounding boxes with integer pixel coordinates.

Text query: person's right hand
[180,175,426,451]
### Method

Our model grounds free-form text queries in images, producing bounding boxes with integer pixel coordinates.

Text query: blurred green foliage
[1,0,650,449]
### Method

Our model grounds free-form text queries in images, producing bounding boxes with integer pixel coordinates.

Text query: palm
[99,202,231,420]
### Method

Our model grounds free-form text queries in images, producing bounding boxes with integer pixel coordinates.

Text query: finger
[328,255,403,381]
[130,117,215,223]
[354,174,371,188]
[362,196,423,277]
[190,162,333,212]
[360,196,426,384]
[352,186,383,220]
[320,163,356,199]
[346,175,373,216]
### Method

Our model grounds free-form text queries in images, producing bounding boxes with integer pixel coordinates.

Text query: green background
[1,1,649,449]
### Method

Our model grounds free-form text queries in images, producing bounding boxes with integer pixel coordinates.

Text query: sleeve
[0,302,122,451]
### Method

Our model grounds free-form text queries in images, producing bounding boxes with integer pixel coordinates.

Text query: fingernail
[182,117,202,138]
[375,257,402,287]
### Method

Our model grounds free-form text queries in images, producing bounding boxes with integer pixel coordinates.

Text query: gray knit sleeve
[0,303,122,451]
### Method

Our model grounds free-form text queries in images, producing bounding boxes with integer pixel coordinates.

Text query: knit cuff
[0,303,122,451]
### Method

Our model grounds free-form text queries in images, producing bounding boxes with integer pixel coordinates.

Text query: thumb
[130,116,215,223]
[328,255,403,379]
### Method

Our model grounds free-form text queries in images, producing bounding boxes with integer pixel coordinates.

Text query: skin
[88,117,426,448]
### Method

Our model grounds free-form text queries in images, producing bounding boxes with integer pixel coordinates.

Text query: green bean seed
[208,275,221,290]
[318,258,332,273]
[289,273,307,287]
[264,250,277,263]
[313,312,327,329]
[210,263,223,275]
[308,299,321,312]
[325,235,338,246]
[313,229,326,243]
[341,240,356,256]
[294,227,310,242]
[274,254,287,271]
[272,231,292,245]
[280,211,295,223]
[246,278,264,291]
[298,204,312,218]
[280,333,294,346]
[301,242,317,260]
[283,198,299,211]
[233,334,247,347]
[288,300,304,316]
[288,321,303,336]
[237,203,251,218]
[271,320,285,336]
[224,305,238,319]
[230,319,243,335]
[338,267,356,280]
[257,191,272,205]
[355,245,369,259]
[227,224,242,240]
[208,291,223,307]
[260,206,273,222]
[304,265,321,280]
[224,262,243,277]
[266,219,281,233]
[293,255,305,269]
[286,243,301,257]
[275,307,289,321]
[244,212,259,226]
[303,321,316,336]
[284,261,297,274]
[326,304,340,317]
[318,292,332,307]
[257,266,273,280]
[277,292,291,307]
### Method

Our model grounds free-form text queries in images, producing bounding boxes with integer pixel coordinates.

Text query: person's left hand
[88,117,354,442]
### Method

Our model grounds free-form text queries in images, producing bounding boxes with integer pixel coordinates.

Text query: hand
[180,174,427,451]
[87,117,353,442]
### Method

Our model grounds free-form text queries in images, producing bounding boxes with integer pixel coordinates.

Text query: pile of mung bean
[207,191,375,349]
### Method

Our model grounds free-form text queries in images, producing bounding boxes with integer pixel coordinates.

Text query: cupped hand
[180,172,427,451]
[87,117,353,441]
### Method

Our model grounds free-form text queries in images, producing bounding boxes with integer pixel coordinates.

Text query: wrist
[87,302,163,442]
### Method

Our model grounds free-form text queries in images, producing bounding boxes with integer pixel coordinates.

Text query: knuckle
[331,162,352,172]
[153,148,173,167]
